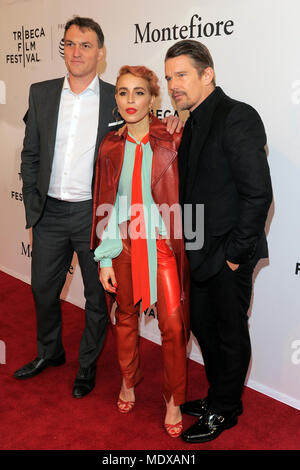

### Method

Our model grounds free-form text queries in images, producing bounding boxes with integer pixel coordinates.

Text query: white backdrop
[0,0,299,410]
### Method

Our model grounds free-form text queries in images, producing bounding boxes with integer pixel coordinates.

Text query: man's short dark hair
[64,16,104,48]
[165,39,215,86]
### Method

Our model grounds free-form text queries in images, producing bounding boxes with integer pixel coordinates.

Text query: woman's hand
[157,230,174,253]
[162,115,184,134]
[99,267,117,293]
[164,238,174,252]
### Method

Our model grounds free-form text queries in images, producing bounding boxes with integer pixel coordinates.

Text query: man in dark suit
[165,40,272,442]
[14,16,119,398]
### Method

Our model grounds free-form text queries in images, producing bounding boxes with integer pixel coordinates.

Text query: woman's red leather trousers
[112,235,187,406]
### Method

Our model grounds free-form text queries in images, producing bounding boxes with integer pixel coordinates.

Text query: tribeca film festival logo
[57,23,66,59]
[59,39,65,59]
[5,26,46,66]
[11,170,23,203]
[134,13,234,44]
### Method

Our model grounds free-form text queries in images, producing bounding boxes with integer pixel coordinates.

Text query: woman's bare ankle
[164,396,182,424]
[119,379,135,402]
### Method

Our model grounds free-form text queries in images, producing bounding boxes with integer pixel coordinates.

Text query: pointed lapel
[47,78,64,168]
[105,131,126,187]
[178,116,193,204]
[94,77,105,162]
[94,78,116,163]
[149,117,177,189]
[184,87,224,200]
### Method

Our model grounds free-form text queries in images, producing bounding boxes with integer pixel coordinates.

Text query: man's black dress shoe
[182,409,240,443]
[181,397,243,417]
[14,354,66,379]
[180,397,209,417]
[72,365,96,398]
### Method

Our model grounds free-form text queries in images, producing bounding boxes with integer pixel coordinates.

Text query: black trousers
[190,259,255,413]
[31,197,108,368]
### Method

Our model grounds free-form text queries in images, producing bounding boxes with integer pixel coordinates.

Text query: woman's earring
[112,106,121,121]
[149,108,154,123]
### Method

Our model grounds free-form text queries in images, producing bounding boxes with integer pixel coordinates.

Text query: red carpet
[0,270,299,450]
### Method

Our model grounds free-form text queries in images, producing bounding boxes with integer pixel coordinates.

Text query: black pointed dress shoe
[14,354,66,379]
[180,397,209,417]
[72,365,96,398]
[181,397,243,417]
[181,409,239,443]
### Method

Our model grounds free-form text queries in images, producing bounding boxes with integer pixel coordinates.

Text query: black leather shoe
[180,397,210,417]
[181,397,243,417]
[72,365,96,398]
[182,409,239,443]
[14,354,66,379]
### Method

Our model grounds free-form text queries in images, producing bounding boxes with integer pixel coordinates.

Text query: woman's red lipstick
[126,108,137,114]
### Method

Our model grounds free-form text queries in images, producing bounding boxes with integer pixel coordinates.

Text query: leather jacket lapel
[151,137,177,190]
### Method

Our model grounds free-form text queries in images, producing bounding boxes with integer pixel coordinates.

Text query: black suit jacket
[21,77,117,228]
[179,87,273,281]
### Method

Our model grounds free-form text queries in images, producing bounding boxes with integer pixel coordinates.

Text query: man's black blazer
[21,77,116,228]
[179,87,273,282]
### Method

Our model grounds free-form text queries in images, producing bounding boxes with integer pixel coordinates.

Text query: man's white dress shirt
[48,75,99,202]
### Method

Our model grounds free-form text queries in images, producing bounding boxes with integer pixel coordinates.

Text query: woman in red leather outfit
[91,65,190,437]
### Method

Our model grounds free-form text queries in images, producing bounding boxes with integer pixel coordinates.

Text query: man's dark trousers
[190,259,256,414]
[32,196,108,367]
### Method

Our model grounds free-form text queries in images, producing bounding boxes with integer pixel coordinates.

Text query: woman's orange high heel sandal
[164,420,183,438]
[117,397,135,413]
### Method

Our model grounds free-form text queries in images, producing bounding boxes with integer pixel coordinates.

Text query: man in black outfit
[165,40,272,443]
